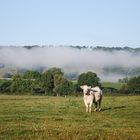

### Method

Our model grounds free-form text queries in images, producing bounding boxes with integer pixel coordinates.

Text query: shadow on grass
[102,106,126,111]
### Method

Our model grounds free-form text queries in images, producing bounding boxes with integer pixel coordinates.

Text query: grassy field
[0,95,140,140]
[101,82,125,90]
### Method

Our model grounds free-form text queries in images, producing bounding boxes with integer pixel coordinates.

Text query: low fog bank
[99,74,127,82]
[0,46,140,82]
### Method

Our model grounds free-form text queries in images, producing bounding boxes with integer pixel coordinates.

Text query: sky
[0,0,140,47]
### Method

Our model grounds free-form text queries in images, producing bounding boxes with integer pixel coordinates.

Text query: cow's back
[90,87,102,102]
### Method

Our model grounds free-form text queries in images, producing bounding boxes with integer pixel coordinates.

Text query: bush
[127,76,140,94]
[0,80,12,93]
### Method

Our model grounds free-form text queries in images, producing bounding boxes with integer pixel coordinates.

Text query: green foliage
[47,67,64,76]
[102,82,127,94]
[78,71,100,87]
[10,74,22,93]
[0,69,101,96]
[127,76,140,94]
[31,79,45,95]
[118,76,140,94]
[51,69,71,96]
[119,84,128,94]
[10,73,34,94]
[69,82,80,95]
[23,70,41,79]
[40,71,54,94]
[0,80,12,93]
[54,77,71,96]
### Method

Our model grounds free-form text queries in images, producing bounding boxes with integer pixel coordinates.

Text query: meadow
[0,95,139,140]
[101,82,124,90]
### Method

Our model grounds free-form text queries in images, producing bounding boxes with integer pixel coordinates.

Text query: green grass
[101,82,125,90]
[0,95,140,140]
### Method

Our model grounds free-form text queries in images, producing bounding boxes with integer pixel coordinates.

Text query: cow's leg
[89,102,93,113]
[84,102,89,112]
[86,104,89,112]
[94,102,98,111]
[84,99,88,112]
[98,100,102,111]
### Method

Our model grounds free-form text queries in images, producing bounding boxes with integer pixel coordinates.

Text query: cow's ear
[80,86,83,89]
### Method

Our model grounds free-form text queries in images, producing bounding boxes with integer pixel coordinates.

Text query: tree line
[119,76,140,94]
[0,68,100,96]
[22,45,140,53]
[0,68,139,95]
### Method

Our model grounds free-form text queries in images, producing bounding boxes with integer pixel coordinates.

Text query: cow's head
[80,85,91,95]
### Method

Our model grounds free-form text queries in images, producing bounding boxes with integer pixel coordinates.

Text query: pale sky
[0,0,140,47]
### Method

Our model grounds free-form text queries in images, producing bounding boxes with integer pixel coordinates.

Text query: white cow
[80,85,102,112]
[90,86,102,111]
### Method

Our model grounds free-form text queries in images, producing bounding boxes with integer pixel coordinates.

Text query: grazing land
[0,95,140,140]
[101,82,124,90]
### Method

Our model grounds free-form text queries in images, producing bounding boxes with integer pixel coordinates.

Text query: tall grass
[0,95,139,140]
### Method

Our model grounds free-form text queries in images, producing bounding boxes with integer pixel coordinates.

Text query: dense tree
[39,71,54,95]
[78,72,101,87]
[127,76,140,94]
[0,69,102,96]
[119,84,128,94]
[47,67,64,76]
[10,73,33,94]
[53,74,70,96]
[23,70,41,79]
[0,80,12,93]
[10,74,22,93]
[68,82,81,96]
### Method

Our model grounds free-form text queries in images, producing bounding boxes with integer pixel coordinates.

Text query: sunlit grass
[101,82,125,90]
[0,95,140,140]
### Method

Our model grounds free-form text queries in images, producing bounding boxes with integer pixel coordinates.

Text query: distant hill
[0,44,140,50]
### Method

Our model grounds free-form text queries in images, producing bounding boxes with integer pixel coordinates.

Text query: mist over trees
[0,45,140,82]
